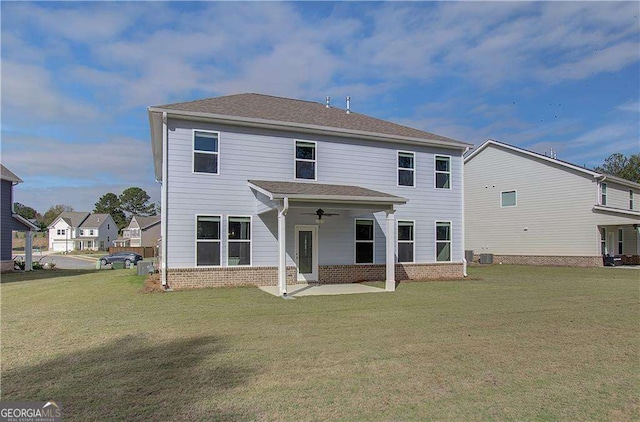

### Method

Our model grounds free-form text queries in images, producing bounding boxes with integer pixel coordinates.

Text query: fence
[109,246,156,258]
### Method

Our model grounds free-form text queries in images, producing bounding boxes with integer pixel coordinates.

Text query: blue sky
[2,1,639,213]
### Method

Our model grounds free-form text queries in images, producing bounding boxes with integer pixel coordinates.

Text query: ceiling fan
[302,208,340,223]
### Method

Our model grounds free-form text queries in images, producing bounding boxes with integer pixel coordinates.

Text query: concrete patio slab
[259,283,387,297]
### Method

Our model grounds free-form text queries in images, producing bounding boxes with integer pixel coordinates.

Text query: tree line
[13,187,158,232]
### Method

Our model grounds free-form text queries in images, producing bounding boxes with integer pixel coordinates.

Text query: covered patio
[248,180,407,297]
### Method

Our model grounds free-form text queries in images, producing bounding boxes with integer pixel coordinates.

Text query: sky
[1,1,639,214]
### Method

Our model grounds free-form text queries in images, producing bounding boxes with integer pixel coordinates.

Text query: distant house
[113,215,161,247]
[148,93,472,293]
[464,140,640,266]
[48,212,118,252]
[1,164,39,272]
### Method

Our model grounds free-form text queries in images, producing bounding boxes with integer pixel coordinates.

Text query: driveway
[15,252,97,270]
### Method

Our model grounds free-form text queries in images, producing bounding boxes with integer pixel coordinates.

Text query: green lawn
[1,266,638,421]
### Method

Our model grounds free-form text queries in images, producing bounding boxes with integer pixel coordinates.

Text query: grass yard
[1,266,638,421]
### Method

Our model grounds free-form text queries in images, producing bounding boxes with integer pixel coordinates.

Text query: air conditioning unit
[464,250,474,263]
[479,254,494,264]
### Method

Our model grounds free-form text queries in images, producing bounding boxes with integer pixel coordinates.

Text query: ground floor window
[618,228,623,255]
[397,220,414,263]
[355,219,374,264]
[436,222,451,262]
[196,216,221,266]
[600,228,606,255]
[228,216,251,266]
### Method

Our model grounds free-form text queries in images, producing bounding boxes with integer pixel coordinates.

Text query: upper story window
[397,220,415,263]
[600,183,607,205]
[295,141,316,180]
[355,219,374,264]
[193,130,219,174]
[57,229,65,236]
[435,156,451,189]
[196,215,221,266]
[501,190,517,207]
[89,229,95,236]
[79,229,84,236]
[398,151,415,187]
[630,190,634,210]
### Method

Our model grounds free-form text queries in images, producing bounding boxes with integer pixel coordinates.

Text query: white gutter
[161,112,169,288]
[148,108,473,151]
[461,147,468,277]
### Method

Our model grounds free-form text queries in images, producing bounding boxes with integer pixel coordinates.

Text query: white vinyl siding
[165,119,464,267]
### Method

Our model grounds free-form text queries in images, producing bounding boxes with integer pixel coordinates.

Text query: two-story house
[1,164,39,272]
[464,140,640,266]
[113,215,161,247]
[148,93,472,294]
[48,212,118,252]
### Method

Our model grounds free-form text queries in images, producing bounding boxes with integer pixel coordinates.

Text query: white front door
[295,225,318,282]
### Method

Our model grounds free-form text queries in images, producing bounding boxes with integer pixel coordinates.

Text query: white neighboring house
[48,212,118,252]
[464,140,640,266]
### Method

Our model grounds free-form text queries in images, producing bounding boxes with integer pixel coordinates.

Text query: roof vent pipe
[325,96,330,108]
[346,96,351,114]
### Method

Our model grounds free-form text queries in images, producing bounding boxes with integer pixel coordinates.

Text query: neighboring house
[113,215,161,247]
[148,93,472,293]
[464,140,640,266]
[1,164,39,272]
[48,212,118,252]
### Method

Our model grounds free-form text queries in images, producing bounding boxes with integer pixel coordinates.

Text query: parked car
[100,252,143,266]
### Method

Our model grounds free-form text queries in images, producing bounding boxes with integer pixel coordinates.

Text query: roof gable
[49,212,91,228]
[131,215,160,230]
[1,164,23,183]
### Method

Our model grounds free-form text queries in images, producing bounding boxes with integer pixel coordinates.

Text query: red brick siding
[472,254,602,267]
[166,262,465,290]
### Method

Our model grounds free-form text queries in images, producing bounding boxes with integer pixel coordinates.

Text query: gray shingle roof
[56,212,91,228]
[1,164,22,183]
[152,93,469,147]
[79,214,111,228]
[248,180,406,204]
[132,215,161,229]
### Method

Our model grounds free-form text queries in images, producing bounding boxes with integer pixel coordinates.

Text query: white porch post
[385,209,396,291]
[278,198,289,296]
[25,231,33,271]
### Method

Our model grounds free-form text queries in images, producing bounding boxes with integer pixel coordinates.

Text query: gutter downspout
[462,147,469,277]
[161,112,169,288]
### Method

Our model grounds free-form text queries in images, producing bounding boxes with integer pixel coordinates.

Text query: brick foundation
[167,262,465,290]
[1,260,14,273]
[472,254,602,267]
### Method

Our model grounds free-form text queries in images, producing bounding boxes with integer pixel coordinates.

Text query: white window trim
[618,228,623,255]
[194,214,222,267]
[500,190,517,208]
[294,140,318,181]
[354,218,375,265]
[397,150,416,188]
[192,129,221,176]
[600,182,607,205]
[397,219,416,264]
[434,155,452,190]
[226,215,253,267]
[435,221,453,262]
